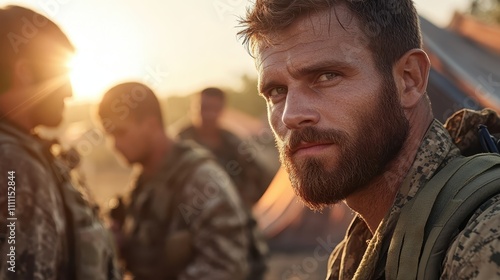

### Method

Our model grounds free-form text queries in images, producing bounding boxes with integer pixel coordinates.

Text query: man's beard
[277,76,409,211]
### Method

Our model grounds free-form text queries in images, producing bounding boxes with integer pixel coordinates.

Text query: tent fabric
[420,16,500,111]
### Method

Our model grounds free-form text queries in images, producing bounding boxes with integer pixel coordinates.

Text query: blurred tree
[469,0,500,24]
[225,74,267,119]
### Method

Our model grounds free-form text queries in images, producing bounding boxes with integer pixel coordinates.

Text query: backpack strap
[386,154,500,280]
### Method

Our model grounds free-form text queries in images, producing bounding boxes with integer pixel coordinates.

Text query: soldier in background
[177,87,270,208]
[177,87,270,279]
[0,5,119,279]
[98,82,250,280]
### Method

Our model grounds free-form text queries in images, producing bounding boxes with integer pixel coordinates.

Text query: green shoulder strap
[386,153,500,280]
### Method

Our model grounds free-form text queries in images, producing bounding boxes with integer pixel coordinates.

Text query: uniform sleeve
[0,145,67,280]
[441,193,500,279]
[177,161,249,280]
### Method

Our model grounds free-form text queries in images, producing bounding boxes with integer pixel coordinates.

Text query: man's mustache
[280,127,348,155]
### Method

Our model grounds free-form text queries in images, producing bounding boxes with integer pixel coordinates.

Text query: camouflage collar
[391,119,461,212]
[135,141,190,187]
[0,117,36,143]
[0,118,80,169]
[0,118,53,161]
[331,120,462,279]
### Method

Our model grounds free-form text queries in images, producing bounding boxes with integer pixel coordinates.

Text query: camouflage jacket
[0,120,71,279]
[177,126,269,208]
[326,120,500,279]
[121,141,250,280]
[445,108,500,155]
[0,120,120,280]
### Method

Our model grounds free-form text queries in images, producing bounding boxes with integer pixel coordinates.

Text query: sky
[1,0,472,104]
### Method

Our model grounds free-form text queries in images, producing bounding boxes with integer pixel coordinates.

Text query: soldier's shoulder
[0,139,28,155]
[176,125,196,139]
[462,192,500,239]
[220,128,242,144]
[0,141,52,188]
[0,142,43,169]
[186,159,234,189]
[182,160,241,204]
[442,193,500,277]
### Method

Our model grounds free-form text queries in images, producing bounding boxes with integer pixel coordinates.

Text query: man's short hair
[0,5,74,94]
[238,0,422,75]
[98,82,164,127]
[200,87,226,103]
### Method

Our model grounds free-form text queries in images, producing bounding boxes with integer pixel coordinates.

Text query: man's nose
[281,88,320,130]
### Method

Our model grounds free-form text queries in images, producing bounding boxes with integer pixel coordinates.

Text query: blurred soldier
[0,5,119,280]
[177,87,270,278]
[178,87,270,208]
[98,82,250,280]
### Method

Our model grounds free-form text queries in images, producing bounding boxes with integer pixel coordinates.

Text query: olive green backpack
[386,153,500,279]
[385,109,500,279]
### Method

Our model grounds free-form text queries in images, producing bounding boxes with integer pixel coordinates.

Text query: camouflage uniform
[326,120,500,279]
[0,119,120,280]
[177,127,270,279]
[120,141,250,280]
[445,108,500,155]
[177,126,269,208]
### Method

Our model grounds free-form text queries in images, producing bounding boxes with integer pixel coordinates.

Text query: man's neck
[141,133,173,179]
[194,124,222,148]
[0,89,34,131]
[195,122,220,134]
[1,115,33,132]
[0,114,32,134]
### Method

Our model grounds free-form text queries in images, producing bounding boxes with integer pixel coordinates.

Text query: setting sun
[59,4,148,104]
[68,51,105,102]
[67,37,146,103]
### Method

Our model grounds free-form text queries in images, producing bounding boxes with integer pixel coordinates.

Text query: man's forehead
[254,5,361,68]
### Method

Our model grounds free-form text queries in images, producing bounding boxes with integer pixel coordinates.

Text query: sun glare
[68,51,107,102]
[64,17,146,104]
[68,49,143,104]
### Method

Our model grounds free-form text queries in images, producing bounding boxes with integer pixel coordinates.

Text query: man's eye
[317,72,337,82]
[269,87,287,97]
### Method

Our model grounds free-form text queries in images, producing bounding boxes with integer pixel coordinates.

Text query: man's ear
[13,59,35,86]
[393,49,430,109]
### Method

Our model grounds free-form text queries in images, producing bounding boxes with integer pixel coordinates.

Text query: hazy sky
[2,0,471,103]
